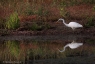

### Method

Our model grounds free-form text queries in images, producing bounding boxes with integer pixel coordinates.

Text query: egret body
[58,18,83,30]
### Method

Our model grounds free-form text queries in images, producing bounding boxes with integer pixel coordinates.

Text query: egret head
[58,18,64,21]
[57,18,65,24]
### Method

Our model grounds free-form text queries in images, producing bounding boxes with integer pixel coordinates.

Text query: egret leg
[72,28,75,34]
[73,28,75,34]
[73,30,74,34]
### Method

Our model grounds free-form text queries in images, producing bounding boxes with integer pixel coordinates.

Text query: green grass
[29,22,52,31]
[0,0,95,31]
[0,18,6,29]
[82,0,95,4]
[59,6,68,18]
[5,12,20,30]
[60,0,95,6]
[24,3,34,16]
[84,17,95,28]
[29,22,40,31]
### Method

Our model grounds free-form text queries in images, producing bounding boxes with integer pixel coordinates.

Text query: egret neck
[61,19,69,27]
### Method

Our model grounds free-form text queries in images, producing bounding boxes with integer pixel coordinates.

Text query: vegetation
[84,17,95,28]
[0,18,6,29]
[0,0,95,63]
[29,22,52,31]
[5,12,20,29]
[0,0,94,35]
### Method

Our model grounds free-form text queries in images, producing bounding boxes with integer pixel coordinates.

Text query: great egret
[58,41,83,52]
[57,18,83,30]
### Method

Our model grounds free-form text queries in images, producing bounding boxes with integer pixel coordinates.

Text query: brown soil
[6,21,95,36]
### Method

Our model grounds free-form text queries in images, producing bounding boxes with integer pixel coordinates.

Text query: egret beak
[56,21,58,23]
[56,20,59,23]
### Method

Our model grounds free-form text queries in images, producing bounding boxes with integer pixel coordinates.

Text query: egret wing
[69,22,83,27]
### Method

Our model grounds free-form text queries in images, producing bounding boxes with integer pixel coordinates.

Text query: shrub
[84,17,95,28]
[5,12,20,29]
[0,18,6,29]
[59,7,68,18]
[24,3,35,15]
[29,22,52,31]
[29,22,41,31]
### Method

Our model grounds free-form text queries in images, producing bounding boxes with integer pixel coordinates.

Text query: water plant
[5,12,20,30]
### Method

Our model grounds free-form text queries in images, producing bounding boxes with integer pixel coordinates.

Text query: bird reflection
[58,41,83,52]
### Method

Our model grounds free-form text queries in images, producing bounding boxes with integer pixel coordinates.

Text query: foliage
[0,0,95,31]
[29,22,52,31]
[5,12,20,29]
[86,39,95,45]
[0,18,6,29]
[22,3,35,16]
[84,17,95,28]
[59,0,95,7]
[82,0,95,4]
[36,6,50,17]
[59,7,68,18]
[29,22,40,31]
[93,6,95,10]
[24,4,34,15]
[37,6,44,16]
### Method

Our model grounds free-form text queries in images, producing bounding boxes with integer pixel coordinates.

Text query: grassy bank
[0,0,95,35]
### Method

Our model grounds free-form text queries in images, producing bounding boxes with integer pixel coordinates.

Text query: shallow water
[0,35,95,64]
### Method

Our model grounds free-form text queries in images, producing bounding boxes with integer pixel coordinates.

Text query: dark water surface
[0,35,95,64]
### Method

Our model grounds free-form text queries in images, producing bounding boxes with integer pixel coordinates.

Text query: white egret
[58,41,83,52]
[57,18,83,30]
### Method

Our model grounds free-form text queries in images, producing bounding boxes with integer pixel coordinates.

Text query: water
[0,35,95,64]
